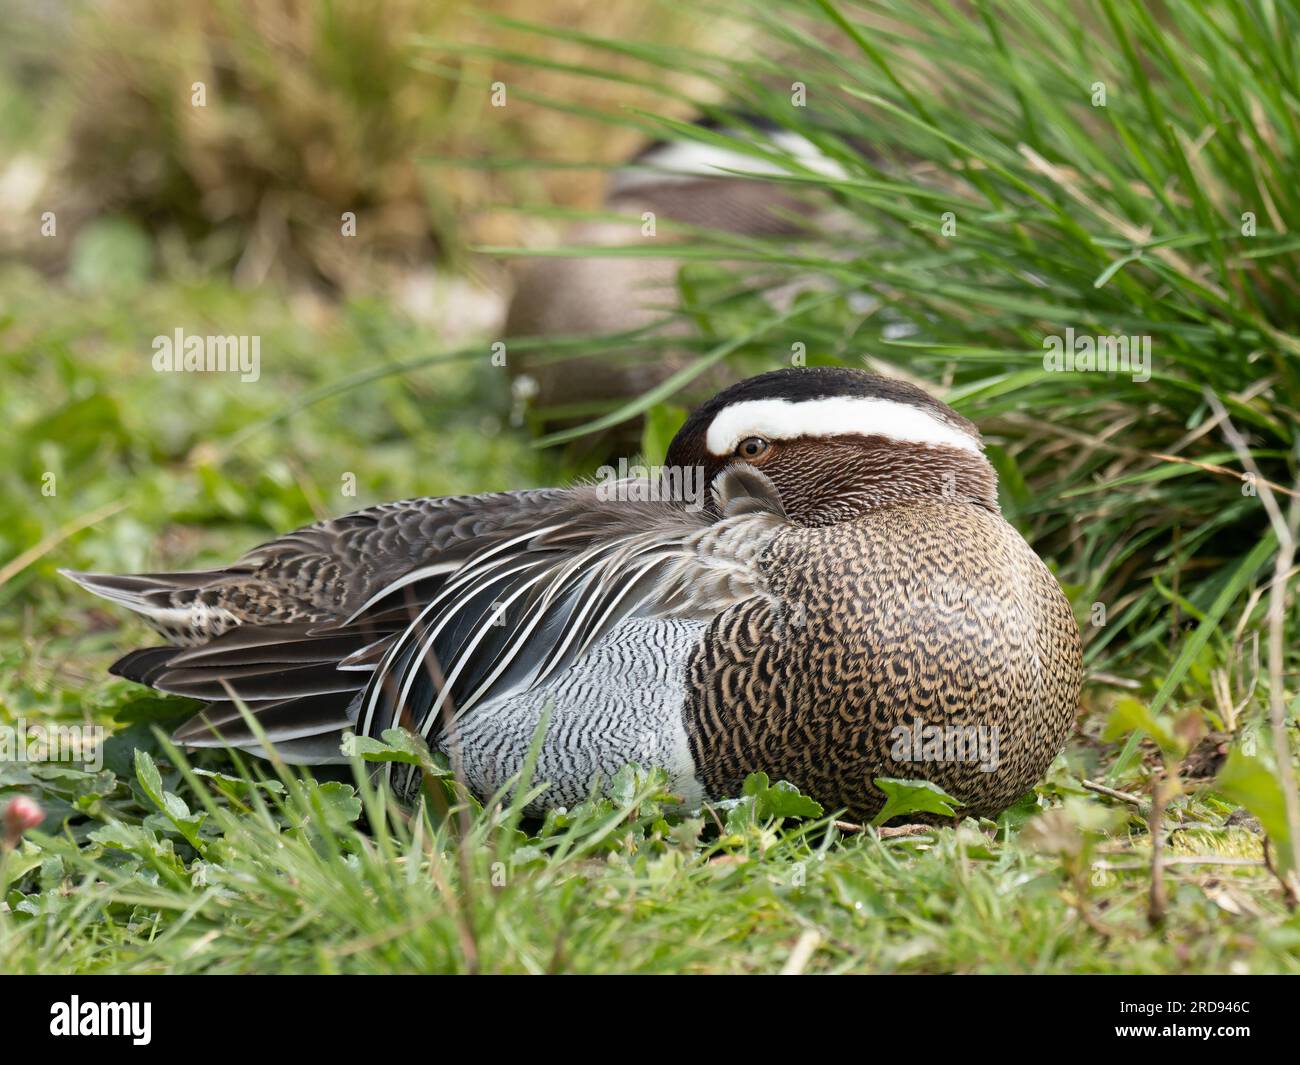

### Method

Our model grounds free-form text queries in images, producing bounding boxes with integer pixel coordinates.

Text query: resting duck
[64,367,1081,820]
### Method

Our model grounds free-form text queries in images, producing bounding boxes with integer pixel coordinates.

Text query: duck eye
[735,436,771,460]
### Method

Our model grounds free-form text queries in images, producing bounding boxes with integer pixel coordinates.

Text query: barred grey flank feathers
[416,617,710,810]
[63,367,1083,821]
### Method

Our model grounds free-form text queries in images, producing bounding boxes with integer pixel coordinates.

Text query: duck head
[664,367,998,525]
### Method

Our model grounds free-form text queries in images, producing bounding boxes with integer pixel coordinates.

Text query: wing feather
[75,469,787,764]
[358,466,787,744]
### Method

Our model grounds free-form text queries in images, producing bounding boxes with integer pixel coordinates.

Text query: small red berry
[3,795,44,848]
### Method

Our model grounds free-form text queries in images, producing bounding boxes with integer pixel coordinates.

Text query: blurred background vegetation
[0,0,732,645]
[1,0,1298,972]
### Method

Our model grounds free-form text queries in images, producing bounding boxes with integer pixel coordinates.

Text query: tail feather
[69,572,382,762]
[59,568,238,644]
[63,526,460,766]
[60,568,216,606]
[172,691,355,749]
[154,661,363,702]
[109,646,183,686]
[168,631,366,669]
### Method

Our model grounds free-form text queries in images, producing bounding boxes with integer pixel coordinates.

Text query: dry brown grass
[17,0,740,289]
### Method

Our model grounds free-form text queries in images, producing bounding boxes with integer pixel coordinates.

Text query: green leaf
[1103,697,1175,752]
[0,844,44,894]
[870,778,964,827]
[342,729,450,773]
[134,749,206,852]
[759,780,824,821]
[192,769,285,796]
[1216,749,1294,871]
[740,772,824,821]
[308,781,364,828]
[133,748,165,808]
[68,216,153,293]
[995,790,1042,839]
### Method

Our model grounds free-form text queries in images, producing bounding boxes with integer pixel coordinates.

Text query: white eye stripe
[705,397,980,456]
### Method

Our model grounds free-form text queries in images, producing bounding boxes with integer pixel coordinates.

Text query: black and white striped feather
[354,467,786,744]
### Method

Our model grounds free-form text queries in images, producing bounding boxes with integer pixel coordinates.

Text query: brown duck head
[664,366,998,525]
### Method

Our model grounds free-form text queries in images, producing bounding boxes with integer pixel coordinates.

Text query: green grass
[0,260,1295,974]
[3,715,1297,974]
[2,0,1300,973]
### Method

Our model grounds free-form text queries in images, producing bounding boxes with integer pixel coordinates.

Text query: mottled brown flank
[684,501,1082,821]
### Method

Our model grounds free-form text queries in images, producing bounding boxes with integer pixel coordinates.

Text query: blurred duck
[504,119,850,435]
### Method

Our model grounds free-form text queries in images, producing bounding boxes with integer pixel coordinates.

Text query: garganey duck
[64,367,1081,820]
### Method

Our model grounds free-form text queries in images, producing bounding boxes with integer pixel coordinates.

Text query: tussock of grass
[0,0,728,285]
[470,0,1300,684]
